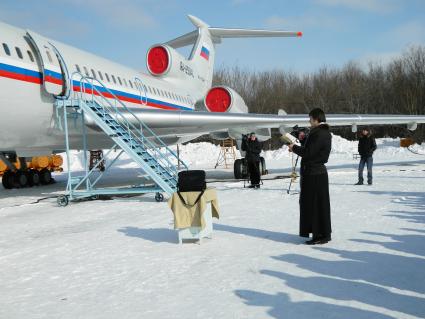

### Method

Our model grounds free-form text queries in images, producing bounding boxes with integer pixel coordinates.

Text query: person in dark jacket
[243,132,262,188]
[355,128,377,185]
[288,108,332,245]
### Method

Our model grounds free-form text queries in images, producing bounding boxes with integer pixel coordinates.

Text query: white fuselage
[0,21,206,156]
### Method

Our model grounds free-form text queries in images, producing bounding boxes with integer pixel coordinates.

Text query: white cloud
[315,0,401,14]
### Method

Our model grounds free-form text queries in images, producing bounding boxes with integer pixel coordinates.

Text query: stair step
[64,99,182,194]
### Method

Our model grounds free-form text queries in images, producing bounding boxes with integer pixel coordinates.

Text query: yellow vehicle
[0,154,63,189]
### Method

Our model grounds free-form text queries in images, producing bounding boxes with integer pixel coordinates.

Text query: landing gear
[155,192,164,202]
[234,158,248,179]
[233,157,267,179]
[259,157,267,175]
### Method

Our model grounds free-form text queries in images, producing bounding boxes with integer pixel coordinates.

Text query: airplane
[1,14,425,191]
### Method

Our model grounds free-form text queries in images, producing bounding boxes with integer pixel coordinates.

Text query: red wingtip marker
[297,31,303,37]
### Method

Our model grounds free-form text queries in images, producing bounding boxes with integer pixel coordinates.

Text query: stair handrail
[69,72,188,174]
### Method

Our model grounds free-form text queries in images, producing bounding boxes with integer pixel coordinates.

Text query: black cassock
[292,124,332,238]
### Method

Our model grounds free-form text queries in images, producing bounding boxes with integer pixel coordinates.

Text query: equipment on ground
[287,155,300,194]
[0,154,63,189]
[177,170,206,192]
[177,170,206,206]
[215,139,237,169]
[89,150,106,172]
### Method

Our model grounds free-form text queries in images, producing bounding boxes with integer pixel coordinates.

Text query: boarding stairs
[54,72,187,205]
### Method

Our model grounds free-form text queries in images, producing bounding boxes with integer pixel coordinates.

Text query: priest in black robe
[288,108,332,245]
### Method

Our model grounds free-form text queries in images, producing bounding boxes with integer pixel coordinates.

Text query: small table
[168,188,220,244]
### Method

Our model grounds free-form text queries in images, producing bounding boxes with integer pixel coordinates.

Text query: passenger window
[15,47,23,59]
[75,64,81,73]
[83,66,89,76]
[98,71,104,81]
[2,43,10,56]
[105,73,110,82]
[91,69,96,79]
[111,75,116,84]
[128,80,133,89]
[46,50,53,63]
[27,50,34,62]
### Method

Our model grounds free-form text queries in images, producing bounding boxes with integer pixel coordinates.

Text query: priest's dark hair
[309,108,326,123]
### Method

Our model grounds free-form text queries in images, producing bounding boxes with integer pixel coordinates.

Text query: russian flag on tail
[200,45,210,60]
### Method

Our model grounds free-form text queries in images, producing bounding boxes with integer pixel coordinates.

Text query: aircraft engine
[146,44,194,79]
[204,86,248,113]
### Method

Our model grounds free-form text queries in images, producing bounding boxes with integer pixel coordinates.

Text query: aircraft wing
[126,108,425,137]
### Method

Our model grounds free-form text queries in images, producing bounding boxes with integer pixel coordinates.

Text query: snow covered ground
[0,137,424,319]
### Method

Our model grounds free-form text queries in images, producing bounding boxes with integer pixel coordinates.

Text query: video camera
[290,125,309,143]
[290,125,309,145]
[280,125,309,145]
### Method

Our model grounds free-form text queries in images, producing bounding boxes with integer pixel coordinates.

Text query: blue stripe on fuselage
[0,61,193,111]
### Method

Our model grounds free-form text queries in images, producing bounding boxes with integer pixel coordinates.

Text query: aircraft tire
[2,171,14,189]
[40,168,52,185]
[259,157,267,175]
[234,159,248,179]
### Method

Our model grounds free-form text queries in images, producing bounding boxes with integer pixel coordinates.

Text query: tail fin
[165,15,302,96]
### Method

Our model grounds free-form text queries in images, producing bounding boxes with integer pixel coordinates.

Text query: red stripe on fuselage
[0,69,42,84]
[45,75,63,85]
[73,85,176,110]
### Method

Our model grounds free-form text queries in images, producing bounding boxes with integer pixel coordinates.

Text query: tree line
[212,45,425,144]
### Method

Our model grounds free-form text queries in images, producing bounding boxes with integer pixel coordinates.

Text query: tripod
[287,155,299,194]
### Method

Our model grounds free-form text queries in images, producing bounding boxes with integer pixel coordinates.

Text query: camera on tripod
[290,125,309,142]
[281,125,309,145]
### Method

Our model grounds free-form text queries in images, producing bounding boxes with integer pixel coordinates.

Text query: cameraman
[242,132,262,188]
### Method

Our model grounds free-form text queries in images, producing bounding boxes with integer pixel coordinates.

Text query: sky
[0,0,424,74]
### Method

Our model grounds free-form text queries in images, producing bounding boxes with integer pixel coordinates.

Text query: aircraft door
[26,30,66,96]
[134,77,148,106]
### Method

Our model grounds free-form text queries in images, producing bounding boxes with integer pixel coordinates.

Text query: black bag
[177,170,206,192]
[177,170,206,207]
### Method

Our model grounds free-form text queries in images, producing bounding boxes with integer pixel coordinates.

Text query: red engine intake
[204,86,248,113]
[205,87,232,112]
[147,45,170,76]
